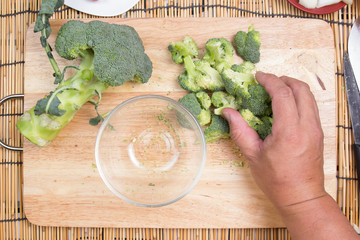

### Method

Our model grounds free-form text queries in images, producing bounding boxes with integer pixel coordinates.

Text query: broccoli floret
[242,84,272,116]
[178,56,223,92]
[195,91,211,109]
[234,25,261,63]
[194,60,224,91]
[211,91,240,115]
[204,115,230,142]
[168,36,199,64]
[257,116,273,140]
[203,38,234,72]
[240,109,272,140]
[17,15,153,146]
[231,61,255,74]
[178,56,204,92]
[178,93,211,126]
[221,67,257,99]
[239,109,263,129]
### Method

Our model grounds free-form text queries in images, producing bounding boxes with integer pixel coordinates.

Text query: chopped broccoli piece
[203,38,234,72]
[168,36,199,64]
[178,93,211,126]
[178,56,223,92]
[198,109,212,126]
[242,84,272,116]
[234,25,261,63]
[16,16,153,146]
[178,56,204,92]
[240,109,264,129]
[204,115,230,142]
[221,67,257,99]
[194,60,224,91]
[195,91,211,109]
[240,109,272,140]
[231,61,255,74]
[211,91,240,115]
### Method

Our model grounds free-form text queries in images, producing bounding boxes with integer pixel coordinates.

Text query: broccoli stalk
[17,5,152,146]
[33,0,64,80]
[17,50,108,146]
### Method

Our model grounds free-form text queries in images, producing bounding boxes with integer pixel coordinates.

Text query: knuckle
[276,86,293,98]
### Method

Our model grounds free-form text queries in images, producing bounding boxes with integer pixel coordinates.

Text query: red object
[287,0,346,14]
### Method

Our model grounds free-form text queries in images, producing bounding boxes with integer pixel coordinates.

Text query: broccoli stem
[41,14,62,78]
[16,51,108,146]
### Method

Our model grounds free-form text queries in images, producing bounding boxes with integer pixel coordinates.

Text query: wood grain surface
[23,18,336,228]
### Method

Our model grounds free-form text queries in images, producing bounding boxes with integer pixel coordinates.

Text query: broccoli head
[178,56,224,92]
[211,91,240,115]
[203,38,234,72]
[234,25,261,63]
[55,20,153,86]
[204,115,230,142]
[168,36,199,64]
[178,93,211,126]
[242,84,272,116]
[221,67,257,99]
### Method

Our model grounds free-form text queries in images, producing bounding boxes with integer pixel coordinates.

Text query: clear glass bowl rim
[95,94,207,207]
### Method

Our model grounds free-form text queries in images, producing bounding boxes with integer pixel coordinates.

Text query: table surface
[0,0,359,239]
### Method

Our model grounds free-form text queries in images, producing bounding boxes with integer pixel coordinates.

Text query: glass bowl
[95,95,206,207]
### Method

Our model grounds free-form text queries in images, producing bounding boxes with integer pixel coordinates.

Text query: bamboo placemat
[1,0,359,239]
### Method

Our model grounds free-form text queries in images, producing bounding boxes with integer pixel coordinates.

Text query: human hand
[222,72,327,209]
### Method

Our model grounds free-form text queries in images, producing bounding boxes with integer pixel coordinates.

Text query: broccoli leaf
[34,91,66,116]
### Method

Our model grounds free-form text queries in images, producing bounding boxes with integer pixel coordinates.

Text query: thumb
[222,108,262,160]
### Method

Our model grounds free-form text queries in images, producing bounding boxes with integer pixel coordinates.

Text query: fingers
[222,108,262,160]
[255,72,299,127]
[279,76,321,126]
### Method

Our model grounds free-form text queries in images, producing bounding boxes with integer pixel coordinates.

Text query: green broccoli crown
[234,25,261,63]
[195,91,211,109]
[242,84,272,116]
[203,38,234,70]
[193,60,224,91]
[231,61,255,74]
[221,67,256,98]
[168,36,199,64]
[178,93,211,126]
[211,91,240,115]
[204,115,230,142]
[54,20,152,87]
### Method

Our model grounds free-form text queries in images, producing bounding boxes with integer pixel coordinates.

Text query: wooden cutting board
[23,18,336,228]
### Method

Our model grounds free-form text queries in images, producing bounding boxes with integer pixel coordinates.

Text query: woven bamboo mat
[1,0,359,239]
